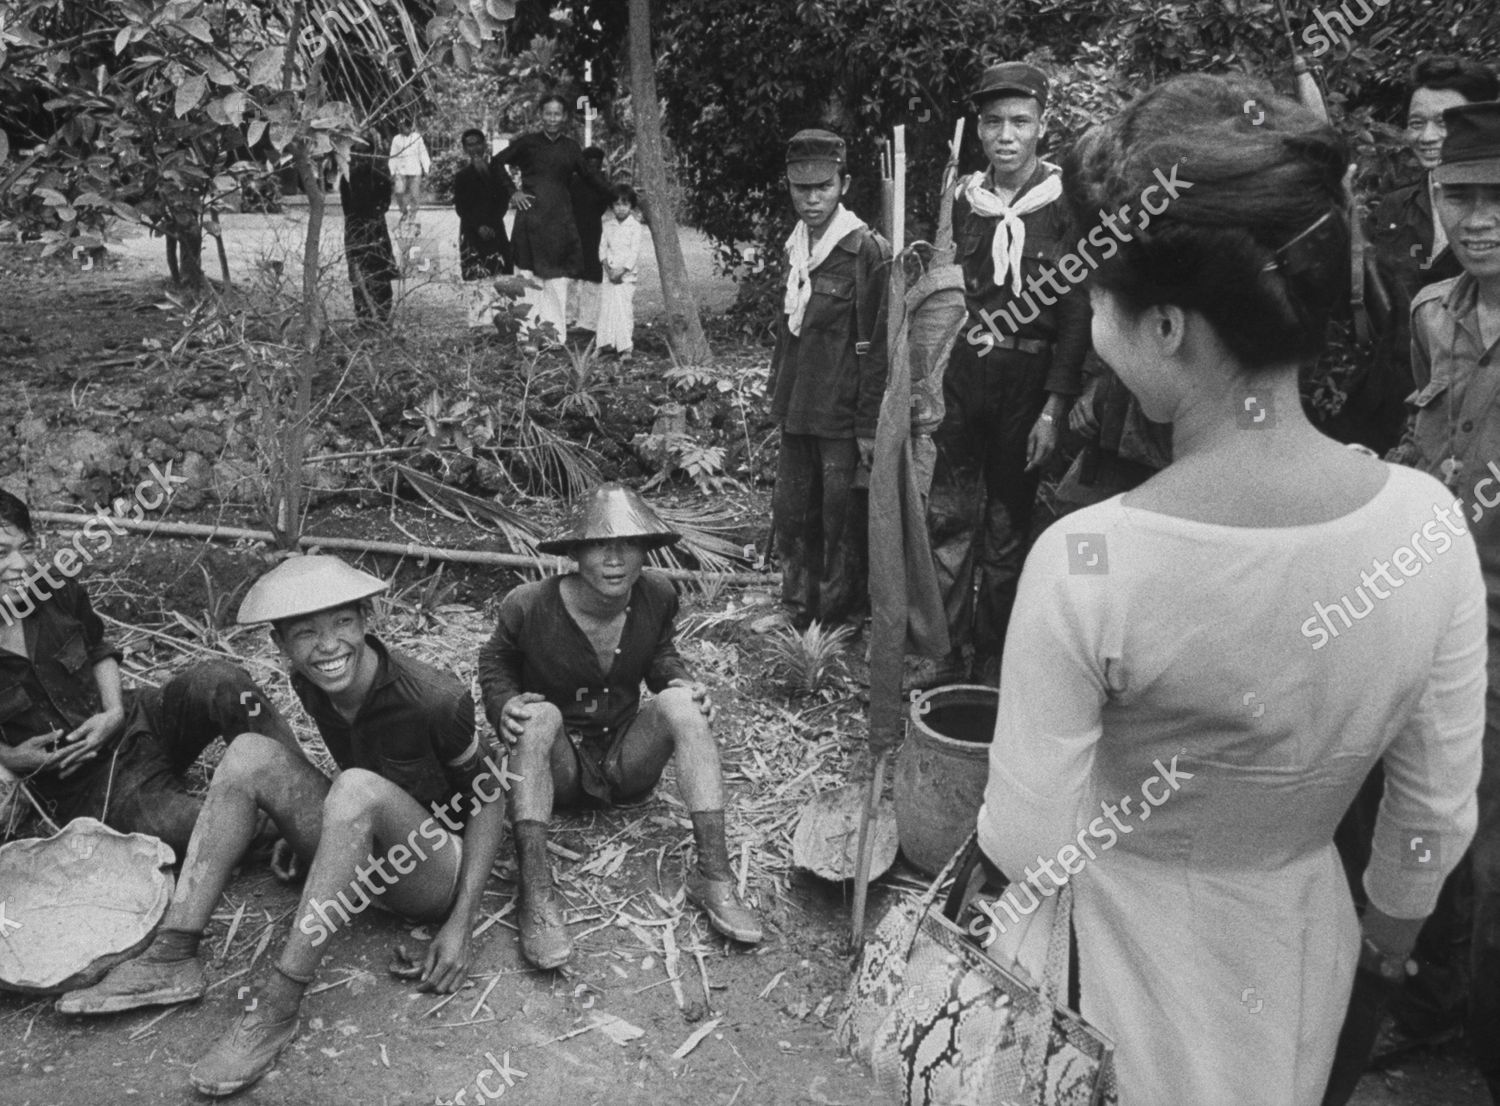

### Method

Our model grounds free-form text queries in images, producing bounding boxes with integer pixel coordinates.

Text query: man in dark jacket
[339,139,399,323]
[767,129,890,630]
[452,127,515,280]
[926,63,1089,685]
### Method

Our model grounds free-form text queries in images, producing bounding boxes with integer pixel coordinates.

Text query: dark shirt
[477,572,690,745]
[495,132,613,279]
[453,155,516,279]
[339,155,393,223]
[1370,178,1465,305]
[570,171,611,284]
[293,635,488,821]
[953,163,1089,397]
[0,577,124,802]
[768,225,892,439]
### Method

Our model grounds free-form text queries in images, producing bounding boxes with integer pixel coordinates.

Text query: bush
[425,146,470,204]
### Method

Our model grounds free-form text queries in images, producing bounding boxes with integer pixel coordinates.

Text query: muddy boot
[515,819,572,969]
[57,928,207,1015]
[685,810,762,944]
[190,964,307,1097]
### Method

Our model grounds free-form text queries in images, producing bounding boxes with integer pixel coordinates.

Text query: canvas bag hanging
[838,832,1117,1105]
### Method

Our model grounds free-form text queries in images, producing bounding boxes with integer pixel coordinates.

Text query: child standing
[597,184,642,361]
[767,129,889,630]
[386,119,431,228]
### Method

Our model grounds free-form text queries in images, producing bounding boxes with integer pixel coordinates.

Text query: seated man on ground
[59,555,509,1099]
[0,489,296,855]
[478,483,762,969]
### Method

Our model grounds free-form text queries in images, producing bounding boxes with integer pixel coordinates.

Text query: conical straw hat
[536,483,681,555]
[236,555,388,625]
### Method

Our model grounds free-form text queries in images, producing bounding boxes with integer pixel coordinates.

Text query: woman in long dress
[975,73,1485,1105]
[495,94,613,344]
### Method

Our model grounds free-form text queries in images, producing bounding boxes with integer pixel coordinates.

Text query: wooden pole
[851,126,907,949]
[29,511,776,587]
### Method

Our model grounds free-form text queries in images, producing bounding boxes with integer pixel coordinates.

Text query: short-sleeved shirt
[0,577,125,803]
[293,635,488,822]
[477,571,689,744]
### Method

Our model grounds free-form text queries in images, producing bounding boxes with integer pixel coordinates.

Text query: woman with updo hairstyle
[973,74,1485,1104]
[494,92,613,342]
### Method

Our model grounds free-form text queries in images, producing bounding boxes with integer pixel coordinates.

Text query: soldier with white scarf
[920,62,1092,688]
[767,129,890,630]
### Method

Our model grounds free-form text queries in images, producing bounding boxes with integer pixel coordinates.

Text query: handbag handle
[931,834,1078,1103]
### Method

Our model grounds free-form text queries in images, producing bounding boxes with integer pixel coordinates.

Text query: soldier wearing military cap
[1393,99,1500,1104]
[768,128,890,630]
[479,483,761,968]
[922,60,1091,686]
[62,555,508,1098]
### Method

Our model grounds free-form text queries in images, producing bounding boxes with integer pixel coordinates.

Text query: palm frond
[395,463,542,555]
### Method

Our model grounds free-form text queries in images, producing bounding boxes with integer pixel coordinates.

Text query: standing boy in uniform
[925,63,1090,685]
[60,556,508,1099]
[768,129,890,630]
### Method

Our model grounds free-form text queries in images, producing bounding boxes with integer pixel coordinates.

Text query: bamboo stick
[30,511,777,586]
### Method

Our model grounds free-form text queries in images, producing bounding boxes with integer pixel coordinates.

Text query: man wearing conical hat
[60,555,509,1097]
[479,483,762,968]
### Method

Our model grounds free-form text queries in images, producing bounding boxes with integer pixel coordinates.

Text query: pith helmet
[536,483,681,555]
[236,555,388,625]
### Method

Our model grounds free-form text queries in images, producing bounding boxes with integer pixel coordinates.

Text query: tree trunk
[626,0,711,365]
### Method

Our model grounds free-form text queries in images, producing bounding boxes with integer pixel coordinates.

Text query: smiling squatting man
[478,483,762,970]
[59,555,508,1098]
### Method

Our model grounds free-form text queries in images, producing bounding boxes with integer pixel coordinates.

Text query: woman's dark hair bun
[1063,73,1351,370]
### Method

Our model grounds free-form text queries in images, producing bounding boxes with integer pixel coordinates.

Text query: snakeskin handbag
[838,834,1117,1106]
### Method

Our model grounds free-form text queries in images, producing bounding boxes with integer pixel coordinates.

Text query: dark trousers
[772,433,865,627]
[55,661,297,859]
[926,343,1050,672]
[1474,644,1500,1101]
[345,216,397,322]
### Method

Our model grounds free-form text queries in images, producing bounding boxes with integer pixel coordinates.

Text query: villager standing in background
[495,94,614,345]
[340,137,400,325]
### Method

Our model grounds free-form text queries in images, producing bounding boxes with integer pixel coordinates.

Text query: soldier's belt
[980,335,1048,356]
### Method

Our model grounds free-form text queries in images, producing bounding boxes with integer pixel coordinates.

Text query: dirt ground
[0,219,1492,1106]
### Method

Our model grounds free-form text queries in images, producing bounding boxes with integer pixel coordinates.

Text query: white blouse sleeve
[1365,540,1486,919]
[977,527,1109,890]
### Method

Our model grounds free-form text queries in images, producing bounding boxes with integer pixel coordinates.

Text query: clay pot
[894,684,998,876]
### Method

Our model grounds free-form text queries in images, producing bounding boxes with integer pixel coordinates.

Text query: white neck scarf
[783,205,867,335]
[958,164,1062,294]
